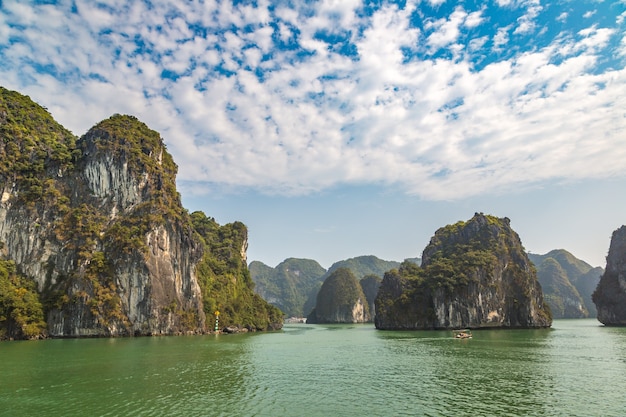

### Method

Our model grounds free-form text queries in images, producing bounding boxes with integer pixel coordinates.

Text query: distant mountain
[249,258,326,317]
[324,255,402,280]
[250,255,414,318]
[528,250,603,318]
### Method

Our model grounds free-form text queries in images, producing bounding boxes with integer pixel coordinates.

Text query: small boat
[453,329,472,339]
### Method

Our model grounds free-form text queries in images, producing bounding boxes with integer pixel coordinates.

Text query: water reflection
[375,327,555,415]
[1,320,626,416]
[0,334,257,416]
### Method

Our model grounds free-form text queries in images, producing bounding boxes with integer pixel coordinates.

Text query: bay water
[1,319,625,416]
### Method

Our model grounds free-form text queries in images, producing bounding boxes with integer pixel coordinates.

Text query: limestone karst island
[1,85,626,340]
[0,87,281,339]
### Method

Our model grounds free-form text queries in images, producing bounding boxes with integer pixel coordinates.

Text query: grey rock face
[0,114,205,337]
[593,226,626,325]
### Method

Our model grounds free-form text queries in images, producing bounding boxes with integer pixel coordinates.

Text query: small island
[375,213,552,330]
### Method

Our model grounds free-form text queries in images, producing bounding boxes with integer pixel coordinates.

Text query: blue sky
[1,0,625,268]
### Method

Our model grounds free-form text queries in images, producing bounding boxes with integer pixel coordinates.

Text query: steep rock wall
[0,102,205,336]
[593,226,626,325]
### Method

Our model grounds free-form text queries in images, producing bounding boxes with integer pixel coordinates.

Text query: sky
[1,0,625,269]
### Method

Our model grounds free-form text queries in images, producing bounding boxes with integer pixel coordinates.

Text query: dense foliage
[0,260,46,340]
[191,211,283,330]
[0,87,77,205]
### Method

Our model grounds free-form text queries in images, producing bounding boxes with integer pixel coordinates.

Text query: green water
[1,319,625,416]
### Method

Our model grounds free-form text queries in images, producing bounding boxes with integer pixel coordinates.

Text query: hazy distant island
[529,250,602,319]
[0,87,282,340]
[250,255,408,319]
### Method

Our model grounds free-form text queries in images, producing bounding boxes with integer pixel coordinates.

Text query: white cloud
[514,1,543,35]
[426,7,468,50]
[465,9,485,28]
[493,25,511,49]
[0,1,624,201]
[583,10,597,19]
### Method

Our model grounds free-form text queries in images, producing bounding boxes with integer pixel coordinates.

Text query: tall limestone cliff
[307,267,370,324]
[375,213,552,330]
[593,226,626,325]
[0,87,282,339]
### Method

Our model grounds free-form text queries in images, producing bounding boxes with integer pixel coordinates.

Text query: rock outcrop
[360,275,381,319]
[307,267,370,323]
[375,213,552,330]
[593,226,626,325]
[0,87,282,338]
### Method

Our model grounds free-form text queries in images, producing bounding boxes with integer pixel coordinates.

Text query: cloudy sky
[1,0,625,268]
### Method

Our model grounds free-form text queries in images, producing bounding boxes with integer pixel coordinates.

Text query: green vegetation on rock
[0,260,46,340]
[191,212,283,330]
[0,87,77,205]
[0,86,283,338]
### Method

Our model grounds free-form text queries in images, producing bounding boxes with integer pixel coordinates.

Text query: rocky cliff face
[0,105,204,336]
[375,213,552,330]
[593,226,626,325]
[0,87,281,338]
[307,267,370,323]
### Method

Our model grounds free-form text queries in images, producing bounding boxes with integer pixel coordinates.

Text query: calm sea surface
[1,319,625,416]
